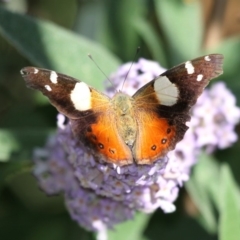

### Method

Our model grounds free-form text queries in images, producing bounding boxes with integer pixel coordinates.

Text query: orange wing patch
[70,89,133,166]
[85,113,133,165]
[133,111,176,164]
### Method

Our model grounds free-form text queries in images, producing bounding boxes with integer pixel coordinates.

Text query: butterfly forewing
[21,67,87,118]
[160,54,223,110]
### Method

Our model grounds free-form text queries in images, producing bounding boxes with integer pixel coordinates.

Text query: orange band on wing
[84,113,133,166]
[133,111,176,164]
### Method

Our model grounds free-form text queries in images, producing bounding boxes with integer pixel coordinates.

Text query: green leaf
[186,153,219,233]
[0,128,50,165]
[107,212,150,240]
[132,17,167,66]
[0,129,51,189]
[101,0,145,61]
[0,130,19,162]
[0,7,121,89]
[4,0,27,13]
[219,164,240,240]
[154,0,202,64]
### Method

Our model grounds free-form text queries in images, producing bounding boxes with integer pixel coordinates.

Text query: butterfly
[21,54,223,166]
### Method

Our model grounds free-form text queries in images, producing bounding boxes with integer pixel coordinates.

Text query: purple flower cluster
[192,82,240,151]
[33,59,240,234]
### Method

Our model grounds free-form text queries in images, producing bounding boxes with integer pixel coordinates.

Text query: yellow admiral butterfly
[21,54,223,166]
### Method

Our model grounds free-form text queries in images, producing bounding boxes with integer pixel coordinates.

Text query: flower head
[192,82,240,151]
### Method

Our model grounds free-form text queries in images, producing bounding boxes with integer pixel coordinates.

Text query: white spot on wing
[33,68,39,74]
[154,76,179,106]
[205,55,211,61]
[50,71,58,84]
[185,61,194,74]
[44,85,52,91]
[196,74,203,81]
[70,82,91,111]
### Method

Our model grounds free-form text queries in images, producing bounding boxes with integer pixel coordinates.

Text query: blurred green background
[0,0,240,239]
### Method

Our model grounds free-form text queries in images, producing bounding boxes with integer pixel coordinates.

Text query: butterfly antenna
[121,46,141,91]
[88,54,115,90]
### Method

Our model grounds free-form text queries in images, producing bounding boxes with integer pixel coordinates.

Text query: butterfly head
[112,92,133,115]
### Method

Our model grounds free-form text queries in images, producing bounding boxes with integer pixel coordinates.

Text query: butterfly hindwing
[133,110,177,164]
[71,114,133,165]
